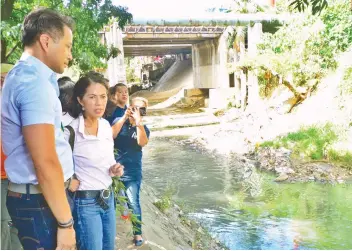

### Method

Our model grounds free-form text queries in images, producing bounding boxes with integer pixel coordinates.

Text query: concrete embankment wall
[131,59,193,105]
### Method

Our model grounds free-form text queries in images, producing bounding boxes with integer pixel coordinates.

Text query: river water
[143,138,352,250]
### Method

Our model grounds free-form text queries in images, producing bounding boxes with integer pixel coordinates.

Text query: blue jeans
[73,193,116,250]
[123,180,142,235]
[6,189,72,250]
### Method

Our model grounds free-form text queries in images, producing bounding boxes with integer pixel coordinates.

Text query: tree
[289,0,329,15]
[231,0,352,112]
[207,0,271,14]
[0,0,132,72]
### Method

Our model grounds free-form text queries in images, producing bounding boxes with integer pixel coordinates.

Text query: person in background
[1,8,76,250]
[58,76,75,126]
[66,72,124,250]
[1,63,22,250]
[107,83,129,125]
[106,83,130,219]
[57,76,80,201]
[106,84,117,119]
[108,85,118,104]
[111,96,150,246]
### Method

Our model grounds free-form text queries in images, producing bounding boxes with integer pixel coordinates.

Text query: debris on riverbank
[149,105,352,184]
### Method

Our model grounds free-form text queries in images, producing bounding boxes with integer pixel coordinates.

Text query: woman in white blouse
[65,72,124,250]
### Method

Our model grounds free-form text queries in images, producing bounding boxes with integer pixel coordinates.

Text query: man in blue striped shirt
[1,8,76,250]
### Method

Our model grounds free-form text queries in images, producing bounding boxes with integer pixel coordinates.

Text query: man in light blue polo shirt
[1,8,76,250]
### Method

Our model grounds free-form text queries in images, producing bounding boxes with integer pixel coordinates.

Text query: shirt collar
[116,104,127,110]
[78,114,86,137]
[20,52,59,95]
[78,114,103,139]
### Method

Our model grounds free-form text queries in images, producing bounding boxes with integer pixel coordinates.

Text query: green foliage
[0,21,22,63]
[289,0,329,15]
[153,185,176,213]
[112,177,129,217]
[112,177,142,234]
[341,67,352,93]
[260,124,352,167]
[234,0,352,93]
[226,0,268,13]
[227,26,247,50]
[227,95,237,108]
[1,0,132,72]
[124,57,141,83]
[262,124,337,159]
[126,67,136,83]
[328,149,352,168]
[126,67,140,83]
[317,1,352,66]
[227,31,236,49]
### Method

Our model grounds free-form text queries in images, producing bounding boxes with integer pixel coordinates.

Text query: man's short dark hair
[22,8,75,47]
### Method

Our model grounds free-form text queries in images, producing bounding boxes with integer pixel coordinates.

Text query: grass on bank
[259,124,352,169]
[153,185,176,213]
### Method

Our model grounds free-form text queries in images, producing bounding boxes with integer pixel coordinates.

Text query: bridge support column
[217,27,234,88]
[105,23,126,86]
[247,23,263,110]
[192,39,219,88]
[192,27,234,89]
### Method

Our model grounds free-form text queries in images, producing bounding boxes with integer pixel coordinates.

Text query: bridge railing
[123,25,226,34]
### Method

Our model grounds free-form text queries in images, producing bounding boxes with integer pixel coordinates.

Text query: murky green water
[143,138,352,250]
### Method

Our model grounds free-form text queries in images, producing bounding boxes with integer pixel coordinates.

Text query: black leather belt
[75,188,111,199]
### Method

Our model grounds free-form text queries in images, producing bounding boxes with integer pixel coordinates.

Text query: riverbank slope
[115,184,224,250]
[146,49,352,183]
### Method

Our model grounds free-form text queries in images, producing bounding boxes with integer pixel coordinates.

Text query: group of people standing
[1,7,149,250]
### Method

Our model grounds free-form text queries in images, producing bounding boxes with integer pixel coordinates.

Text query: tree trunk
[1,40,7,63]
[282,79,300,97]
[263,68,316,113]
[1,0,16,63]
[1,0,16,21]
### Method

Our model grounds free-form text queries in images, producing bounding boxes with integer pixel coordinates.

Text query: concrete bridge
[101,13,289,108]
[122,25,226,56]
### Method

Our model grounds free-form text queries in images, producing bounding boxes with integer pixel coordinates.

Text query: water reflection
[143,138,352,250]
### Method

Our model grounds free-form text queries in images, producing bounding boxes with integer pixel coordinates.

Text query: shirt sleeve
[108,125,117,166]
[16,74,56,126]
[111,116,123,126]
[145,125,150,139]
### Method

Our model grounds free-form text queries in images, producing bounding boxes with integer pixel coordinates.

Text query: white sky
[113,0,234,18]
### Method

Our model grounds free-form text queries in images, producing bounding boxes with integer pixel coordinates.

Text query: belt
[75,188,112,199]
[8,178,72,195]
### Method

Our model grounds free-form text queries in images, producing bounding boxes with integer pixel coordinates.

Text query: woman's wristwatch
[58,218,74,229]
[136,121,143,127]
